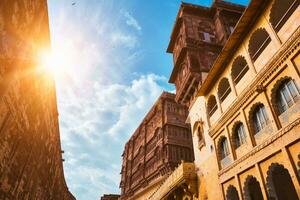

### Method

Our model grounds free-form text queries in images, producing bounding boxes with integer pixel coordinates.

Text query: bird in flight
[72,2,76,6]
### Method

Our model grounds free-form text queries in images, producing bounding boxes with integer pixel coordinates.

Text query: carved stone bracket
[255,84,266,93]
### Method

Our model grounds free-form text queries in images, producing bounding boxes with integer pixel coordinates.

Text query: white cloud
[105,74,167,136]
[122,11,142,32]
[48,1,169,200]
[59,74,167,200]
[111,32,138,49]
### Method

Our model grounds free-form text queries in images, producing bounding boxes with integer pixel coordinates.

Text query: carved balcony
[147,162,197,200]
[175,70,202,106]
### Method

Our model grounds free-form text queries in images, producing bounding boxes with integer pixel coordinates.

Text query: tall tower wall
[0,1,74,199]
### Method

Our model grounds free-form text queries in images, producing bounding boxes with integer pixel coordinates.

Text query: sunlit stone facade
[0,0,74,199]
[119,92,194,200]
[148,0,300,199]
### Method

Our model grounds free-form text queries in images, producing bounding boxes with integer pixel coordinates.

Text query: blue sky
[47,0,249,199]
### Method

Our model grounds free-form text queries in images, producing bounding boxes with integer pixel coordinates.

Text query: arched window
[248,28,271,61]
[226,185,240,200]
[276,79,300,114]
[233,123,247,148]
[269,0,300,32]
[266,163,299,200]
[218,78,231,102]
[220,137,230,159]
[231,56,249,84]
[243,176,264,200]
[196,123,205,149]
[207,95,218,117]
[253,105,269,134]
[197,126,203,141]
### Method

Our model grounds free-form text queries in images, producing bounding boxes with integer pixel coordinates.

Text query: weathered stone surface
[0,1,74,199]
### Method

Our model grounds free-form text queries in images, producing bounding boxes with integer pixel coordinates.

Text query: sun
[39,52,59,76]
[38,49,71,79]
[38,38,83,82]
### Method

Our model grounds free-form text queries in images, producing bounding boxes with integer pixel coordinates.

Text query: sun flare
[39,47,73,80]
[39,52,60,76]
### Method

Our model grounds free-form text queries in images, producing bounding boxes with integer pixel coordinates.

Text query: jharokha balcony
[147,162,197,200]
[175,69,202,106]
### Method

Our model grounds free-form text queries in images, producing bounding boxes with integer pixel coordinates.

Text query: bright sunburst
[39,51,61,76]
[38,45,73,80]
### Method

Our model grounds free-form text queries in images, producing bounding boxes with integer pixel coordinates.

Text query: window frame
[251,35,271,61]
[218,78,232,102]
[207,95,218,117]
[248,28,271,62]
[234,123,247,148]
[233,64,249,84]
[270,0,300,32]
[231,56,249,85]
[277,79,300,114]
[253,105,269,134]
[198,31,216,43]
[220,138,230,159]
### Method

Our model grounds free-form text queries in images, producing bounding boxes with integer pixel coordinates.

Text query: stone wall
[188,0,300,199]
[0,0,74,199]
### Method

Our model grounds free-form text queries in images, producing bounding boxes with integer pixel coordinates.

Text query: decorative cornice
[218,117,300,176]
[209,25,300,138]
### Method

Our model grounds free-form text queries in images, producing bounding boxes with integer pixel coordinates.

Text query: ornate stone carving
[119,92,194,199]
[255,85,266,93]
[167,2,244,106]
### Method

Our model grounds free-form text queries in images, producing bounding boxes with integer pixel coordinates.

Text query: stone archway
[226,185,239,200]
[266,163,299,200]
[182,195,191,200]
[243,175,264,200]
